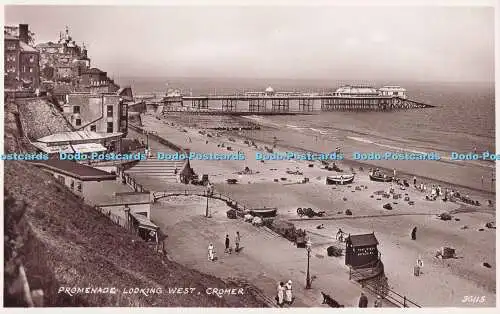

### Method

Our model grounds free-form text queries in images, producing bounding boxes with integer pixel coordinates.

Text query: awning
[71,143,107,153]
[31,142,74,154]
[130,213,159,232]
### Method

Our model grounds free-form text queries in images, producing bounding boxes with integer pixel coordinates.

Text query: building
[378,85,407,99]
[31,130,123,155]
[345,233,380,268]
[4,24,40,91]
[36,27,89,82]
[334,85,380,97]
[64,93,128,145]
[30,159,116,196]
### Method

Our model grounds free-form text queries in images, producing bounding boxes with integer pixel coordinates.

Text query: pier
[155,85,435,115]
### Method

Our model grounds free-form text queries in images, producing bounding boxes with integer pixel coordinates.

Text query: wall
[19,51,40,89]
[43,169,83,196]
[67,94,123,134]
[98,203,150,219]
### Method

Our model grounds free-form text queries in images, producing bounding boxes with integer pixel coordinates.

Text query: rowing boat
[326,174,355,185]
[368,171,393,182]
[249,207,278,217]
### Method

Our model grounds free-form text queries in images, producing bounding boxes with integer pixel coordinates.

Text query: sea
[119,76,495,193]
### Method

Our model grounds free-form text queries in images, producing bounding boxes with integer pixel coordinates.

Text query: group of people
[208,232,241,262]
[358,292,383,308]
[276,280,294,307]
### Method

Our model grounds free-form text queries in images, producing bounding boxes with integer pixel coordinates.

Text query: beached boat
[249,207,278,218]
[368,171,393,182]
[326,174,355,185]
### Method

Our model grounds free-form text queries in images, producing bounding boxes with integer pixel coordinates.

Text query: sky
[4,4,495,82]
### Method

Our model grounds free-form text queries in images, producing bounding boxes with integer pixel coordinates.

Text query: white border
[0,1,498,313]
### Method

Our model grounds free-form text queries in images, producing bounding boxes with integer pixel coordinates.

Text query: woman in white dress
[208,243,215,261]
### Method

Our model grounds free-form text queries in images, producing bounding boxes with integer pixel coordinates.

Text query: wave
[347,136,374,144]
[346,136,495,169]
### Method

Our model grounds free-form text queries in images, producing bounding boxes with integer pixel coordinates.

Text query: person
[208,243,215,261]
[358,292,368,308]
[285,280,293,304]
[411,227,417,240]
[276,282,285,307]
[235,231,241,253]
[413,176,417,186]
[336,228,344,241]
[225,234,231,254]
[374,295,383,307]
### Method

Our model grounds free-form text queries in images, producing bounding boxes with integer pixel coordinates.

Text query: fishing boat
[249,207,278,218]
[368,171,393,182]
[326,174,355,185]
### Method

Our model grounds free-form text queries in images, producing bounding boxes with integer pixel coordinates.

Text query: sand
[135,113,496,307]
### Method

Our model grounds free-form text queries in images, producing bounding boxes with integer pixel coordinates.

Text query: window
[57,175,65,183]
[73,106,80,114]
[75,119,81,126]
[90,125,96,132]
[107,122,114,133]
[70,180,75,190]
[29,67,33,73]
[107,105,113,117]
[76,182,82,192]
[29,55,35,63]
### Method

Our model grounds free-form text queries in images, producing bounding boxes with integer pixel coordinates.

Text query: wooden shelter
[179,159,196,184]
[345,232,380,268]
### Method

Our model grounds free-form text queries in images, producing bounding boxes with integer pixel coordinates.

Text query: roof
[32,142,106,154]
[130,213,159,231]
[96,192,151,207]
[347,233,379,247]
[30,159,117,181]
[83,67,106,75]
[379,86,406,92]
[336,86,379,95]
[19,41,38,53]
[37,130,123,144]
[265,86,274,93]
[36,42,62,48]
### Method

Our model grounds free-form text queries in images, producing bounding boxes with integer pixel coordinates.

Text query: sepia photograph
[2,0,496,309]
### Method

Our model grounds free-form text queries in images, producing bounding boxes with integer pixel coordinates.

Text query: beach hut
[345,232,380,268]
[179,159,196,184]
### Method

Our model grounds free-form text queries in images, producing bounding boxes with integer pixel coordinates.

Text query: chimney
[19,24,29,44]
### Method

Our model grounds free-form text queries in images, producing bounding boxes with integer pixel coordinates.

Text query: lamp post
[306,239,312,289]
[205,184,212,218]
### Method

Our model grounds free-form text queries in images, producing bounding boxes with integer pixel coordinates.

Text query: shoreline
[224,128,495,206]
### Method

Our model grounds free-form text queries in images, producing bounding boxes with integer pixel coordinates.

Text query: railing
[153,190,250,213]
[349,260,421,308]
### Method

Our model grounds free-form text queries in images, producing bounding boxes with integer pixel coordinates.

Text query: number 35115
[462,296,486,303]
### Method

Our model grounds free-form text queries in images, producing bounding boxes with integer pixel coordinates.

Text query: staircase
[124,151,186,184]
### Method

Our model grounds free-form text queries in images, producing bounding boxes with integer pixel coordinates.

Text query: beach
[126,112,496,307]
